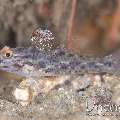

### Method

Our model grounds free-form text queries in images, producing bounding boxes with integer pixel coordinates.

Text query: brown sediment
[13,75,71,106]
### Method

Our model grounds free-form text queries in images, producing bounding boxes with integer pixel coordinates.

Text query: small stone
[13,87,30,106]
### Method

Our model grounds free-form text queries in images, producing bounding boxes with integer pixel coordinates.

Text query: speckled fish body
[0,47,120,78]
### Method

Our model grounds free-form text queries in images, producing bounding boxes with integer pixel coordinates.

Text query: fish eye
[5,52,11,58]
[0,46,13,59]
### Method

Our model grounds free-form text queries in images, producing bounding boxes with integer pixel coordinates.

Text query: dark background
[0,0,120,56]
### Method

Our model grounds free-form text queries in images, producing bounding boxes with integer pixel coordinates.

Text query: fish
[0,37,120,106]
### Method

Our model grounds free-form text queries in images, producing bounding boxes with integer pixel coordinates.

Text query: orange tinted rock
[67,0,118,56]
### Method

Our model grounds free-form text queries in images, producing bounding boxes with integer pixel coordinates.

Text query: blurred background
[0,0,120,56]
